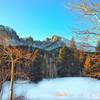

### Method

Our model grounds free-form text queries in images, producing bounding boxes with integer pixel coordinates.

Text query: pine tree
[70,37,76,49]
[72,49,82,76]
[56,43,73,77]
[79,51,84,62]
[73,49,79,63]
[96,39,100,52]
[79,50,85,68]
[32,48,42,82]
[42,52,47,78]
[42,52,57,78]
[84,54,91,70]
[33,49,39,63]
[70,38,82,76]
[56,43,67,65]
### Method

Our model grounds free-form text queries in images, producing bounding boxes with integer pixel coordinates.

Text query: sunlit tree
[56,43,67,65]
[0,31,9,100]
[32,48,42,82]
[32,48,39,63]
[70,37,76,49]
[0,46,32,100]
[0,56,7,100]
[84,54,91,69]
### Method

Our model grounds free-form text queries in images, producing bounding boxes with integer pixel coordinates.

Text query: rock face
[42,35,67,50]
[0,25,95,51]
[0,25,67,50]
[0,25,19,40]
[0,25,33,46]
[0,25,20,46]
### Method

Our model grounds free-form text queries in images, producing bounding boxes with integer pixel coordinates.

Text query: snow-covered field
[2,77,100,100]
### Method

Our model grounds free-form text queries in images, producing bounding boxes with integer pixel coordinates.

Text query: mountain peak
[44,35,66,43]
[0,25,95,52]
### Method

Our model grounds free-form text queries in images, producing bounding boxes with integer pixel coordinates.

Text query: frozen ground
[2,77,100,100]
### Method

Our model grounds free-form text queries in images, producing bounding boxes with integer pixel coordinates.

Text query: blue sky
[0,0,99,41]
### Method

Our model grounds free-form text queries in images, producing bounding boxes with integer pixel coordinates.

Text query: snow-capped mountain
[0,25,95,52]
[41,35,69,50]
[0,25,69,50]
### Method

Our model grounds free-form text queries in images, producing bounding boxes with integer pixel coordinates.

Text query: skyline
[0,0,99,41]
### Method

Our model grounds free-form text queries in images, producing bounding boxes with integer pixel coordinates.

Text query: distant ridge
[0,25,95,52]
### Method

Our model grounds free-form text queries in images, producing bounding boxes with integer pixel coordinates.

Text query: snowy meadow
[2,77,100,100]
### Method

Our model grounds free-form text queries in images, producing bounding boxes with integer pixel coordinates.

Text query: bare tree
[74,30,97,51]
[0,64,7,100]
[66,0,100,24]
[0,32,9,100]
[9,48,31,100]
[66,0,100,50]
[0,46,32,100]
[65,0,100,32]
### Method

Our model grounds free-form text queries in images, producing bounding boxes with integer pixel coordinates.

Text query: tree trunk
[0,67,5,100]
[0,80,4,100]
[9,60,14,100]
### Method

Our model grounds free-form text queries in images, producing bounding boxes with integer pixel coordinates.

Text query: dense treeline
[0,38,100,100]
[0,38,99,84]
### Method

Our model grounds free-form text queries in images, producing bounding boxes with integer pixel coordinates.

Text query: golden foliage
[42,52,47,65]
[32,48,39,63]
[84,54,91,69]
[79,51,84,62]
[70,38,76,49]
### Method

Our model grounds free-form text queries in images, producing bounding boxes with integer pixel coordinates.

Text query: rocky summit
[0,25,95,51]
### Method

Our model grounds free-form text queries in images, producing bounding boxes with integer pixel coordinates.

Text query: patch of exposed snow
[2,77,100,100]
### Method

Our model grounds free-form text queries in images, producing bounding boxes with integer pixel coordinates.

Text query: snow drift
[2,77,100,100]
